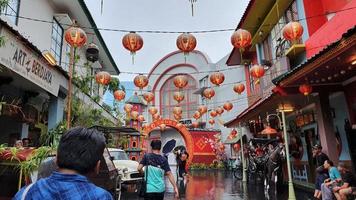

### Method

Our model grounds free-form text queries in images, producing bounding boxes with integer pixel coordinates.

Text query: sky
[85,0,249,82]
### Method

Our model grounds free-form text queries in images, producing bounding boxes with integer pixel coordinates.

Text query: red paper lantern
[250,64,265,79]
[137,115,145,122]
[131,111,139,120]
[233,143,241,152]
[210,110,218,118]
[134,74,149,90]
[148,107,158,115]
[176,33,197,55]
[95,71,111,85]
[299,84,313,96]
[203,88,215,100]
[210,72,225,86]
[191,121,199,128]
[173,75,189,89]
[173,106,183,115]
[193,111,201,120]
[223,102,233,112]
[216,107,224,116]
[231,29,252,51]
[198,105,207,114]
[124,104,133,113]
[113,90,125,101]
[231,129,238,137]
[208,119,215,125]
[174,114,182,121]
[283,22,303,43]
[65,24,87,48]
[122,32,143,63]
[233,83,245,95]
[173,91,185,103]
[143,92,154,104]
[153,113,161,120]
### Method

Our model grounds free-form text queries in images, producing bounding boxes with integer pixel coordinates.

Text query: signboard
[0,28,61,96]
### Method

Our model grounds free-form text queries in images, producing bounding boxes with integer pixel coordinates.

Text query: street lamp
[262,108,296,200]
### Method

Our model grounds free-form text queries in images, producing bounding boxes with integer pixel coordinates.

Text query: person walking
[138,140,179,200]
[13,127,113,200]
[313,144,330,199]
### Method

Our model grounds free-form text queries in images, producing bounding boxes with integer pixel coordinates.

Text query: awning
[224,92,276,127]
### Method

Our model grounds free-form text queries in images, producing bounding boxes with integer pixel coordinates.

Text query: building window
[51,18,63,65]
[261,35,273,62]
[161,75,198,119]
[62,43,70,71]
[2,0,20,25]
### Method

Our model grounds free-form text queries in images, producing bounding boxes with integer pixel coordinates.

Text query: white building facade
[0,0,119,145]
[144,50,248,158]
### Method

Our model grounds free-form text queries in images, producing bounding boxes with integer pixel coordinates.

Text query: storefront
[0,20,66,146]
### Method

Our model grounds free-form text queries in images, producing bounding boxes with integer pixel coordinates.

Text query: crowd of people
[312,144,356,200]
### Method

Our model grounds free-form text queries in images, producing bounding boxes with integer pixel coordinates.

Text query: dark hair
[22,138,30,142]
[150,140,162,150]
[57,127,106,174]
[179,150,189,158]
[325,160,334,166]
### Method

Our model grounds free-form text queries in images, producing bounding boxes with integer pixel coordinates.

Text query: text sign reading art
[0,28,60,96]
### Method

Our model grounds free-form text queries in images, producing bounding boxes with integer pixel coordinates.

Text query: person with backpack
[138,140,179,200]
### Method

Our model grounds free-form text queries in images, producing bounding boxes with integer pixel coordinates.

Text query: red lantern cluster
[233,83,245,95]
[176,33,197,55]
[231,29,252,51]
[124,104,133,113]
[143,92,154,104]
[198,105,207,115]
[193,111,201,120]
[148,107,158,115]
[114,90,125,101]
[210,110,217,118]
[283,22,304,43]
[173,91,185,103]
[250,65,265,79]
[173,75,189,89]
[208,118,215,125]
[216,107,224,116]
[173,106,183,115]
[134,74,149,90]
[65,25,87,48]
[95,71,111,85]
[223,102,233,112]
[203,88,215,100]
[299,84,312,96]
[210,72,225,86]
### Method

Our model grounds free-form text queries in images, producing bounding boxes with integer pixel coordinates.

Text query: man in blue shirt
[138,140,179,200]
[14,127,113,200]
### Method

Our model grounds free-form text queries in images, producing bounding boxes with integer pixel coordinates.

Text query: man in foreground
[14,127,113,200]
[138,140,179,200]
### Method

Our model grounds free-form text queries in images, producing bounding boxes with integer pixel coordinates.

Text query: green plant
[16,146,54,189]
[40,121,67,147]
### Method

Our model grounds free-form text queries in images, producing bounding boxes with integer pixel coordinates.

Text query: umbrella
[162,139,177,154]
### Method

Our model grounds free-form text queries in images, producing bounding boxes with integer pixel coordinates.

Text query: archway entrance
[143,119,194,168]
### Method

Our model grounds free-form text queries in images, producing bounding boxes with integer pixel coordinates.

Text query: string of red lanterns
[173,91,185,104]
[203,88,215,100]
[173,75,189,89]
[233,83,245,95]
[113,90,125,101]
[282,21,304,44]
[176,33,197,62]
[223,101,233,112]
[134,74,149,90]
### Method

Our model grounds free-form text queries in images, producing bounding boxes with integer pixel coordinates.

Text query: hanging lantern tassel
[189,0,197,17]
[131,51,136,65]
[101,0,104,15]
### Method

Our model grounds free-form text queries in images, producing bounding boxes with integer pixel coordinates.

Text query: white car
[108,148,142,183]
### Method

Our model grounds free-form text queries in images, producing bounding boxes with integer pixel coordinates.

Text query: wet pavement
[122,170,313,200]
